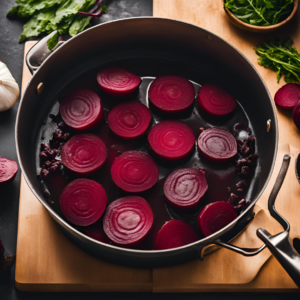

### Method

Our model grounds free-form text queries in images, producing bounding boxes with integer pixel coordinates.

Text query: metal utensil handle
[256,154,300,288]
[26,31,64,74]
[257,229,300,288]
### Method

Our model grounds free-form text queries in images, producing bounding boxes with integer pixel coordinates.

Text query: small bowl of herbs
[224,0,298,33]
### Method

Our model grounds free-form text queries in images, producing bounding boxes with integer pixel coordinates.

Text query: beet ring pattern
[164,168,208,210]
[108,101,152,139]
[60,88,103,131]
[103,196,154,247]
[148,75,195,113]
[111,150,159,193]
[61,133,107,175]
[97,67,141,97]
[197,128,237,162]
[148,120,195,161]
[60,178,107,227]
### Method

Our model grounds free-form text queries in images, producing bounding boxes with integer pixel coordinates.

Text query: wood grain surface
[15,0,300,292]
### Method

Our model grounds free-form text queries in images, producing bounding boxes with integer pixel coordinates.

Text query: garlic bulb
[0,62,20,112]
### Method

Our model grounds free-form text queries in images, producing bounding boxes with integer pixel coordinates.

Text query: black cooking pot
[17,17,299,282]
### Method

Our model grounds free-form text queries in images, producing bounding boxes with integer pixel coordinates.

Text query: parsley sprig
[254,37,300,83]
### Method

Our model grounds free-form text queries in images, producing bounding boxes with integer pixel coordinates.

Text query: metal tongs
[257,154,300,288]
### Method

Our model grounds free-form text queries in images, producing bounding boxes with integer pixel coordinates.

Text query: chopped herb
[224,0,294,26]
[254,37,300,83]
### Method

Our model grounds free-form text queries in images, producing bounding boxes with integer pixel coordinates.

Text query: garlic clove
[0,62,20,112]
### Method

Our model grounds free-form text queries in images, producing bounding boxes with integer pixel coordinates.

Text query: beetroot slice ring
[148,75,195,113]
[103,196,154,247]
[197,201,238,237]
[60,88,103,131]
[275,83,300,110]
[97,67,141,97]
[0,157,18,186]
[154,220,199,250]
[61,133,107,175]
[108,101,152,139]
[197,128,237,162]
[198,83,237,116]
[164,168,208,210]
[111,150,159,193]
[60,178,107,226]
[148,120,195,161]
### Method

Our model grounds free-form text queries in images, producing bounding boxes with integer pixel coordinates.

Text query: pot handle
[26,31,64,75]
[256,154,300,288]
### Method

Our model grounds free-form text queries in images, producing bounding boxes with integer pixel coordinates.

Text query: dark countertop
[0,0,299,299]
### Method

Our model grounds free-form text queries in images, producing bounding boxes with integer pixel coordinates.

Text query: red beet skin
[197,201,238,237]
[198,83,237,116]
[164,168,208,210]
[293,100,300,130]
[148,75,195,113]
[274,83,300,110]
[60,179,107,226]
[103,196,154,247]
[197,128,237,162]
[148,120,195,161]
[85,221,111,244]
[155,220,199,250]
[61,133,107,175]
[60,88,103,131]
[0,157,18,186]
[111,151,159,193]
[108,101,152,139]
[97,67,141,97]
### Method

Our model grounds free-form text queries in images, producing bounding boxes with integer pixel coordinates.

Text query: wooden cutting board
[15,0,300,292]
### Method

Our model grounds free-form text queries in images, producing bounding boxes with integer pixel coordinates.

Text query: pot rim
[15,16,278,255]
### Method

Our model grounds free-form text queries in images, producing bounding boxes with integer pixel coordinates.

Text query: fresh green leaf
[17,0,64,18]
[7,5,20,17]
[69,1,107,37]
[254,37,300,83]
[47,31,59,50]
[225,0,294,26]
[7,0,107,50]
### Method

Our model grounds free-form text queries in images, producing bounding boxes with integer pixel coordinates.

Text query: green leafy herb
[254,37,300,83]
[224,0,294,26]
[7,0,106,49]
[47,31,59,50]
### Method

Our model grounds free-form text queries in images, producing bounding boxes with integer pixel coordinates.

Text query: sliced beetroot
[198,83,237,116]
[103,196,153,247]
[0,157,18,186]
[197,128,237,162]
[108,101,152,139]
[154,220,199,250]
[97,67,141,97]
[197,201,238,237]
[60,88,103,131]
[61,133,107,175]
[148,120,195,161]
[293,100,300,130]
[274,83,300,110]
[111,150,158,193]
[60,178,107,226]
[164,168,208,210]
[148,75,195,113]
[85,221,111,244]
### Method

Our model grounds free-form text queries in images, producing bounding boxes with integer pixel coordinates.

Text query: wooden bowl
[224,0,298,33]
